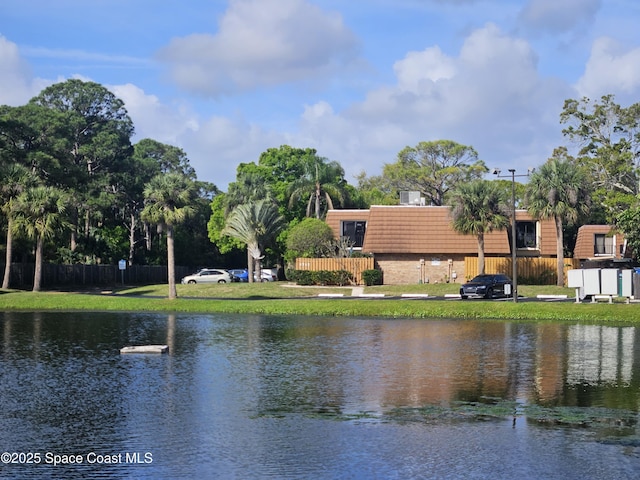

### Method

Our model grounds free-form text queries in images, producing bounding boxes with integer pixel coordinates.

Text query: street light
[493,168,531,303]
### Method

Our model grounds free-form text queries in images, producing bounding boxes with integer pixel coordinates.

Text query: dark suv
[460,274,513,299]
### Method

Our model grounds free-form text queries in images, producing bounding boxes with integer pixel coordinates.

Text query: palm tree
[13,186,69,292]
[526,152,590,286]
[225,170,272,213]
[450,180,510,275]
[222,200,285,282]
[288,157,346,219]
[141,173,196,299]
[0,163,36,289]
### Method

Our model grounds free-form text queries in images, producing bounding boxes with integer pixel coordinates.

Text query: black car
[460,274,513,299]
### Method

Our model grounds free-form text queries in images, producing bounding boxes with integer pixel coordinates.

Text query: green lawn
[0,281,636,323]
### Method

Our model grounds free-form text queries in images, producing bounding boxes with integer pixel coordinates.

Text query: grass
[0,281,637,323]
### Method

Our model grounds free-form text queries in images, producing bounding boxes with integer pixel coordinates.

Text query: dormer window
[594,233,614,256]
[516,221,539,249]
[341,220,366,248]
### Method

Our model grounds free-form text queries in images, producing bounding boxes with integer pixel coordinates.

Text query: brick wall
[375,254,467,285]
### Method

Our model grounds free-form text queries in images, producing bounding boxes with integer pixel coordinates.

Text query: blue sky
[1,0,640,191]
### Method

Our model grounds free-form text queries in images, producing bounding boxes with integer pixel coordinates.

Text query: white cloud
[394,46,456,93]
[157,0,359,96]
[110,83,199,145]
[0,35,39,105]
[180,115,287,189]
[519,0,601,34]
[298,23,573,181]
[575,37,640,98]
[109,83,274,190]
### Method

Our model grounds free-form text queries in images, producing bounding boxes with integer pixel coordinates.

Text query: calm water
[0,311,639,479]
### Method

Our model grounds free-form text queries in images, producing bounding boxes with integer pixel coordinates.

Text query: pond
[0,311,638,479]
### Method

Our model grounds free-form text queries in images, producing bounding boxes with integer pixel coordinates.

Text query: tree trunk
[33,235,44,292]
[70,206,78,251]
[144,222,152,250]
[555,216,565,287]
[128,211,136,265]
[2,218,13,289]
[477,233,485,275]
[166,225,177,299]
[247,249,254,283]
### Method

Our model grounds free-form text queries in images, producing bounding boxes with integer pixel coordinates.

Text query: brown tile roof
[573,225,623,260]
[326,206,558,255]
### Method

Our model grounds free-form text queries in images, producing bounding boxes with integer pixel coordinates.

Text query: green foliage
[450,180,509,275]
[362,269,383,286]
[207,193,245,254]
[616,205,640,258]
[288,155,348,219]
[370,139,488,206]
[526,150,591,285]
[285,218,334,263]
[287,269,353,286]
[560,95,640,222]
[354,171,398,206]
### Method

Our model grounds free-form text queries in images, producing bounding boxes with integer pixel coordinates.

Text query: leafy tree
[29,79,134,254]
[121,139,212,266]
[0,163,37,288]
[285,218,334,265]
[222,200,286,282]
[450,180,509,275]
[560,95,640,222]
[141,173,197,299]
[0,104,69,186]
[13,186,70,291]
[373,140,487,206]
[354,171,398,206]
[288,156,347,219]
[207,193,244,254]
[225,169,273,211]
[132,138,196,179]
[616,205,640,259]
[525,151,591,286]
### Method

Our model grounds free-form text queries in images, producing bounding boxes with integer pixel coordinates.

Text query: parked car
[181,269,231,284]
[256,270,276,282]
[460,274,512,299]
[228,269,249,282]
[227,268,276,282]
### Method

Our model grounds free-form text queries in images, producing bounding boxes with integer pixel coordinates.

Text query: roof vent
[400,191,421,205]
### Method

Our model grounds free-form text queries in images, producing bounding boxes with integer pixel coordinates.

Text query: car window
[471,275,491,283]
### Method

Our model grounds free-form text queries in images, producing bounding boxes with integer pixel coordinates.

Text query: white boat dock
[120,345,169,354]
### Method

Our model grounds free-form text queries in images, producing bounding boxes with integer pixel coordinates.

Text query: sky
[1,0,640,191]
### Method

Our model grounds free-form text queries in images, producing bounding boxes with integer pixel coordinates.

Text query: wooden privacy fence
[295,257,374,285]
[464,257,581,285]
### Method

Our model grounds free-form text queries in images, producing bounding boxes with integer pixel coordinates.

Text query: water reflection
[0,312,638,479]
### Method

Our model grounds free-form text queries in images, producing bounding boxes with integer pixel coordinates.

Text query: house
[573,225,628,265]
[325,205,559,285]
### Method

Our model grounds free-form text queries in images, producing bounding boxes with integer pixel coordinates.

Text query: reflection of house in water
[566,325,635,385]
[356,321,513,408]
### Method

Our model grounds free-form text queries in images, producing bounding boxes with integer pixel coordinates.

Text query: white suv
[181,269,231,284]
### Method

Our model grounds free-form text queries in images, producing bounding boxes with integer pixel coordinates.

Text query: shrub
[285,218,334,264]
[332,270,353,286]
[288,270,314,285]
[287,269,353,286]
[313,270,335,286]
[362,269,383,286]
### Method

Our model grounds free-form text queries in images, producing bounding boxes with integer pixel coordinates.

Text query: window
[341,221,366,248]
[515,221,538,249]
[594,234,614,255]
